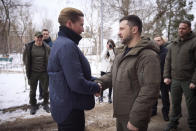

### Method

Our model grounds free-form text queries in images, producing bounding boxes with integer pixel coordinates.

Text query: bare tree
[12,5,32,53]
[80,0,101,55]
[0,0,11,55]
[41,18,54,35]
[151,0,194,40]
[100,0,193,40]
[0,0,31,54]
[97,0,157,38]
[81,0,115,56]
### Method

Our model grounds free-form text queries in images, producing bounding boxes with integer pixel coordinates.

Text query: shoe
[30,105,38,115]
[99,97,103,103]
[163,114,169,121]
[164,126,177,131]
[159,94,162,99]
[108,98,112,104]
[38,95,43,100]
[151,112,157,117]
[43,104,50,113]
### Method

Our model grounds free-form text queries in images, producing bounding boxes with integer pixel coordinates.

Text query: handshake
[95,83,102,97]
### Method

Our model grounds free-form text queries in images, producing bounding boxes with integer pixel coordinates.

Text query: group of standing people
[150,20,196,131]
[146,20,196,131]
[22,7,196,131]
[23,29,53,115]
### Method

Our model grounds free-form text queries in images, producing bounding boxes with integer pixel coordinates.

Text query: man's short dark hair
[180,20,191,28]
[120,15,143,34]
[42,29,49,32]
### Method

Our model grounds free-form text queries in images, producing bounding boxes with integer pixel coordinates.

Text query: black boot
[164,123,178,131]
[163,113,169,121]
[108,97,112,104]
[163,115,169,121]
[99,97,103,103]
[43,104,50,113]
[151,111,157,117]
[30,105,38,115]
[38,95,43,100]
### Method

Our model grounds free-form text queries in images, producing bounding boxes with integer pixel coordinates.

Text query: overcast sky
[29,0,86,33]
[28,0,196,35]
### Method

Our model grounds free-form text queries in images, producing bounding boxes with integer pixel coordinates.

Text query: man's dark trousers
[152,81,170,116]
[29,72,49,106]
[58,109,85,131]
[160,82,170,116]
[168,79,196,130]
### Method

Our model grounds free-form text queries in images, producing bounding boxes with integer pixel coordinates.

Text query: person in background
[164,20,196,131]
[38,29,53,100]
[99,39,116,103]
[42,29,53,47]
[23,31,50,115]
[96,15,160,131]
[151,36,170,121]
[47,7,101,131]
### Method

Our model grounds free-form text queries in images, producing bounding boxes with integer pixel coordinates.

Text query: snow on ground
[0,73,28,108]
[0,72,50,124]
[0,108,51,124]
[0,53,111,124]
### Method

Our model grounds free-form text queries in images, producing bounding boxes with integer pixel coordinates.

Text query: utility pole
[100,0,103,53]
[168,0,172,41]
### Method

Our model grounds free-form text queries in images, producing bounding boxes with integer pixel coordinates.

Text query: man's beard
[179,31,191,40]
[122,34,133,45]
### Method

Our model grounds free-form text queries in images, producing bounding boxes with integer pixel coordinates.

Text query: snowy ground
[0,53,111,124]
[0,71,51,124]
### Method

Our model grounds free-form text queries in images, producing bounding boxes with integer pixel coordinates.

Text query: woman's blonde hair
[58,7,84,26]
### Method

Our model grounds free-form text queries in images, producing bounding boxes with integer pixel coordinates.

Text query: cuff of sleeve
[95,82,101,93]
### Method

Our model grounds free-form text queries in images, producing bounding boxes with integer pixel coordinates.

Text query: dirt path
[0,104,115,131]
[0,97,189,131]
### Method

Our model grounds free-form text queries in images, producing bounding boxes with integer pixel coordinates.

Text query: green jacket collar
[122,36,159,56]
[176,31,195,43]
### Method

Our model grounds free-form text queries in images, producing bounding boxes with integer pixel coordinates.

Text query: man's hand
[164,78,171,85]
[189,83,196,89]
[94,83,102,97]
[127,121,138,131]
